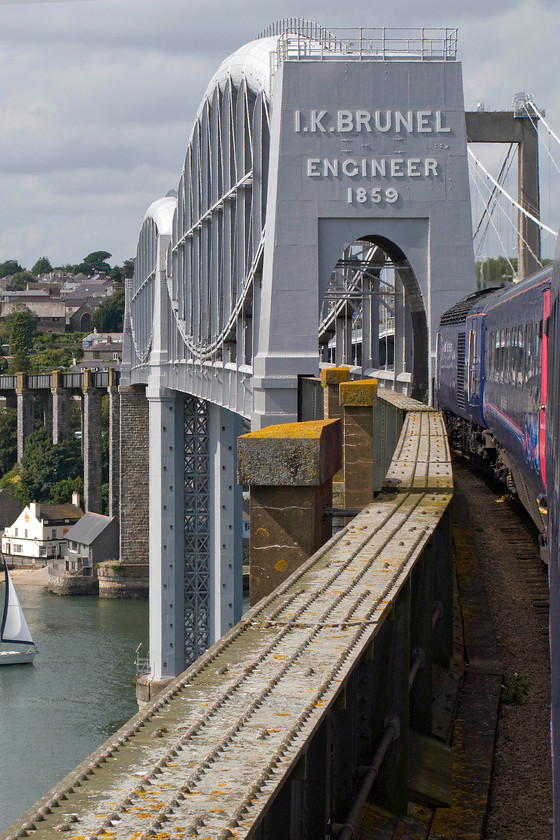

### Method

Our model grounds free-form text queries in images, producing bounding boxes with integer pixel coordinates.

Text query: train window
[517,325,527,388]
[506,328,512,384]
[498,329,504,382]
[526,323,533,390]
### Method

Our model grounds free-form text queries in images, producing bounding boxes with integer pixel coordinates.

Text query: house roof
[38,503,83,523]
[65,512,115,545]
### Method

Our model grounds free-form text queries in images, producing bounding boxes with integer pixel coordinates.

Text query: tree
[79,251,112,275]
[49,476,83,505]
[31,256,52,275]
[0,259,23,277]
[0,465,29,506]
[475,256,518,289]
[6,270,36,290]
[7,308,37,372]
[122,257,135,278]
[92,288,125,332]
[19,427,83,503]
[0,408,17,478]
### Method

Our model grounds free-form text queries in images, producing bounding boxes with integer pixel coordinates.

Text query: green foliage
[79,250,112,275]
[0,259,23,277]
[49,476,83,505]
[29,332,84,373]
[92,288,125,332]
[501,671,531,705]
[31,256,53,275]
[7,308,37,372]
[18,427,83,503]
[102,482,109,515]
[475,256,518,289]
[6,271,35,291]
[0,407,17,478]
[122,257,135,278]
[0,465,29,505]
[8,308,36,354]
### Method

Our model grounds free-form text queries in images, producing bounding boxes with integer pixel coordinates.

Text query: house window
[24,529,28,538]
[52,529,57,539]
[14,528,18,537]
[40,546,47,557]
[13,544,22,553]
[113,352,119,360]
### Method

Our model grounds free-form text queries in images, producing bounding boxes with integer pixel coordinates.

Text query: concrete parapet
[238,419,342,604]
[320,366,350,420]
[340,379,378,509]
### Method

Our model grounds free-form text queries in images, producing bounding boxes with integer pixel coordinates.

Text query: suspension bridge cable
[471,171,519,273]
[470,157,515,257]
[471,161,544,269]
[527,100,560,150]
[522,104,560,177]
[468,148,558,237]
[472,144,516,240]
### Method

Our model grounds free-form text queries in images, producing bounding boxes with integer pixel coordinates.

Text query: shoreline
[4,565,49,585]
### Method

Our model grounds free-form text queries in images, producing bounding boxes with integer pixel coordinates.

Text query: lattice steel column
[184,395,210,666]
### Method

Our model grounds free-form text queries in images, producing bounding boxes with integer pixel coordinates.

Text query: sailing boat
[1,558,37,665]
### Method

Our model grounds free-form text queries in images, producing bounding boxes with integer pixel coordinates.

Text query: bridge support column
[108,373,120,519]
[320,366,350,421]
[146,386,185,682]
[16,374,34,462]
[82,372,103,514]
[238,419,342,605]
[99,384,149,598]
[340,379,378,510]
[51,371,70,444]
[207,403,243,642]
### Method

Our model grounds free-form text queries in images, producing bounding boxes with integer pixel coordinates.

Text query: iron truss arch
[167,72,270,363]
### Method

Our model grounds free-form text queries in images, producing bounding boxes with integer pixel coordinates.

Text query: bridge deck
[385,412,453,491]
[4,403,453,840]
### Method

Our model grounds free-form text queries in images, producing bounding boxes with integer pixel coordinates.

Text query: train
[435,246,560,836]
[435,263,552,555]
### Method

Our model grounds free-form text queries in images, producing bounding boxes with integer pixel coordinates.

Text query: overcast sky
[1,0,559,271]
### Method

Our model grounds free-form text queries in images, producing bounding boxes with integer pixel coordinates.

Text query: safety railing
[267,25,458,74]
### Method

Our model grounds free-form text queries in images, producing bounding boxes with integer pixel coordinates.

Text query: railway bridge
[2,19,549,837]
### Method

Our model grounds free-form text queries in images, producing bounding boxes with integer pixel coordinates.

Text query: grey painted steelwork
[183,395,210,664]
[0,396,453,840]
[122,19,476,680]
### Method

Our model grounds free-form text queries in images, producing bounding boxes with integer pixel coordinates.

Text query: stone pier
[340,378,378,510]
[97,383,149,598]
[238,419,342,605]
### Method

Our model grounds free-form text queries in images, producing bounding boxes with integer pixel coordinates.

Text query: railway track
[2,490,450,840]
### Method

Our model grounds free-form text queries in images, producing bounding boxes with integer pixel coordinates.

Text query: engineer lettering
[306,157,439,178]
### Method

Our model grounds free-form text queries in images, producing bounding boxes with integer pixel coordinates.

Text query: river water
[0,578,148,832]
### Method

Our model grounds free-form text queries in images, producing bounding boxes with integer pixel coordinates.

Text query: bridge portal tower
[123,22,476,685]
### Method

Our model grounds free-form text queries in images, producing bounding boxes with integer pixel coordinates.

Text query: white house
[2,493,83,566]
